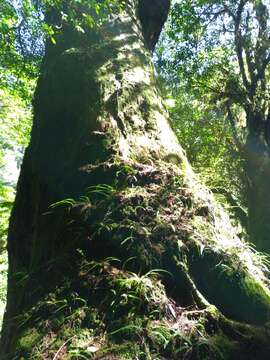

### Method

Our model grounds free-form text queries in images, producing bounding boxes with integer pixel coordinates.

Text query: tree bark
[245,131,270,253]
[1,1,270,359]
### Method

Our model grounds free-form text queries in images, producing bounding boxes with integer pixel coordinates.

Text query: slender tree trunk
[1,1,270,359]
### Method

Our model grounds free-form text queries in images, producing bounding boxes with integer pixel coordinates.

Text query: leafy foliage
[0,251,7,327]
[155,0,270,228]
[0,85,32,253]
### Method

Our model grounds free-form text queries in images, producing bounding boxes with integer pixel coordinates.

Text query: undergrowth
[7,160,270,359]
[13,258,230,359]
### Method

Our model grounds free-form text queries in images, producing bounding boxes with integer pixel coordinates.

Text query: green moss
[241,273,270,312]
[98,342,142,359]
[8,161,270,359]
[211,334,238,356]
[193,334,238,360]
[189,247,270,324]
[17,327,41,353]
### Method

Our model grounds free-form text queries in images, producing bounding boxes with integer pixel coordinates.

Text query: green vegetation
[0,252,7,326]
[7,159,270,358]
[157,0,270,251]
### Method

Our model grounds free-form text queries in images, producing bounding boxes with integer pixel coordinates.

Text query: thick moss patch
[189,245,270,324]
[16,328,41,354]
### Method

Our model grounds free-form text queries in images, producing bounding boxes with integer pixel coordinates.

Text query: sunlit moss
[16,328,41,353]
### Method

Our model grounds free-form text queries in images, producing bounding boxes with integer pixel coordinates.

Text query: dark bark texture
[245,131,270,253]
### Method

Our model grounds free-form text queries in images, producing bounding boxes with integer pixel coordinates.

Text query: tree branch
[138,0,171,51]
[225,102,243,152]
[234,0,250,93]
[249,1,269,99]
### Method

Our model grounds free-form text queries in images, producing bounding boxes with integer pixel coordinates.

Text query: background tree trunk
[1,1,270,359]
[245,131,270,253]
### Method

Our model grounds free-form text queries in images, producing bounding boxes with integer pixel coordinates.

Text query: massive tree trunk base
[2,1,270,358]
[4,159,270,360]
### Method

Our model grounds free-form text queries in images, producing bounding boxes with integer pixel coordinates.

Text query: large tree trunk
[2,1,270,359]
[245,131,270,253]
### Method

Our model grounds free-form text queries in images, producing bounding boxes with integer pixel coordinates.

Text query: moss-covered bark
[1,0,270,359]
[245,133,270,253]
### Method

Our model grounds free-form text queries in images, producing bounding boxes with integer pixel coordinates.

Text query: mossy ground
[9,160,270,359]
